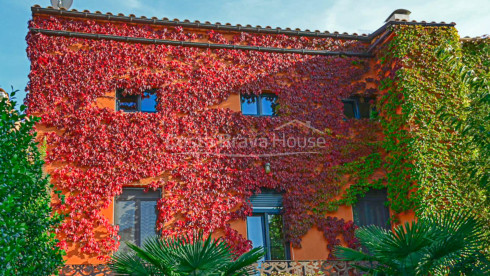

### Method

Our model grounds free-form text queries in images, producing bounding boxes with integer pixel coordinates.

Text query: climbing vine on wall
[27,15,377,260]
[339,24,489,235]
[378,25,474,216]
[320,26,487,230]
[28,14,482,262]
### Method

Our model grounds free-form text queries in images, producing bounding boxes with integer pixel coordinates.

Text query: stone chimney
[385,9,411,22]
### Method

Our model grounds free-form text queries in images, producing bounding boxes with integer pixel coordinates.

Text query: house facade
[26,5,469,275]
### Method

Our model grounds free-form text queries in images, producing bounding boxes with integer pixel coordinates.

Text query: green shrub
[0,89,65,275]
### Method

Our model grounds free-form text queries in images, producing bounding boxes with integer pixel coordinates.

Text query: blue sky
[1,0,488,106]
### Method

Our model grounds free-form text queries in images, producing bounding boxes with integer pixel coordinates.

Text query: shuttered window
[353,188,390,229]
[247,190,289,260]
[249,190,283,213]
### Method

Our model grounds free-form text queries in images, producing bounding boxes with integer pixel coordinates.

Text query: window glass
[241,95,258,115]
[247,216,266,262]
[117,92,139,112]
[114,201,136,252]
[260,95,277,116]
[358,98,373,119]
[115,189,160,251]
[140,201,158,245]
[141,90,158,113]
[268,214,287,260]
[342,100,357,119]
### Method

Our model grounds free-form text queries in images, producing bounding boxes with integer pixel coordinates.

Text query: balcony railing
[254,260,362,275]
[59,265,112,276]
[59,261,365,275]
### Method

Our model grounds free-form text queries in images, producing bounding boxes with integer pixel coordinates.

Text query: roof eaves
[460,35,489,42]
[30,5,457,45]
[31,5,371,41]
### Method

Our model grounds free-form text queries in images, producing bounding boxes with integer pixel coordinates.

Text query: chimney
[0,88,7,99]
[385,9,411,22]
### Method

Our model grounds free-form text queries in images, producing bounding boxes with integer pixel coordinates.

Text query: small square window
[241,93,278,116]
[117,89,158,113]
[342,97,375,119]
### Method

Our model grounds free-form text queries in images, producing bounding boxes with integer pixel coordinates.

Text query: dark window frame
[114,188,161,247]
[342,96,375,119]
[116,89,158,113]
[353,188,391,230]
[248,211,291,261]
[248,190,290,260]
[240,93,278,117]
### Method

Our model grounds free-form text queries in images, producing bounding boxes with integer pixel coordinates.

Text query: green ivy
[324,26,488,236]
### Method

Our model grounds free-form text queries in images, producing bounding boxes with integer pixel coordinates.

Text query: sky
[0,0,488,107]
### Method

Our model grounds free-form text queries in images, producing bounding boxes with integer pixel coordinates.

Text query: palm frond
[417,211,486,275]
[334,211,487,275]
[222,246,265,276]
[335,246,376,262]
[171,232,231,275]
[129,239,180,276]
[109,247,161,276]
[354,225,390,253]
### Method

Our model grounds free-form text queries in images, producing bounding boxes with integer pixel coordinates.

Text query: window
[247,191,289,260]
[342,97,375,119]
[241,94,278,116]
[342,98,358,119]
[116,89,157,112]
[114,188,161,252]
[353,188,390,229]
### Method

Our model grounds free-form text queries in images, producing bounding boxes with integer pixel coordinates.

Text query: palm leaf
[418,211,486,275]
[335,211,487,275]
[128,239,180,275]
[170,232,231,275]
[221,246,265,276]
[109,247,162,276]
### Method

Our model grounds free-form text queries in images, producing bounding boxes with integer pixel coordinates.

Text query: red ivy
[27,15,377,261]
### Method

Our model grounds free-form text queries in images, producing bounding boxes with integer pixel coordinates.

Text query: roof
[29,6,469,58]
[460,35,489,42]
[31,5,456,42]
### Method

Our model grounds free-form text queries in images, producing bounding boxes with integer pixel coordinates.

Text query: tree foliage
[0,89,65,275]
[437,39,490,255]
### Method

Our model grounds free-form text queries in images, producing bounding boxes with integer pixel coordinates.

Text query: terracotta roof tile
[31,6,457,41]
